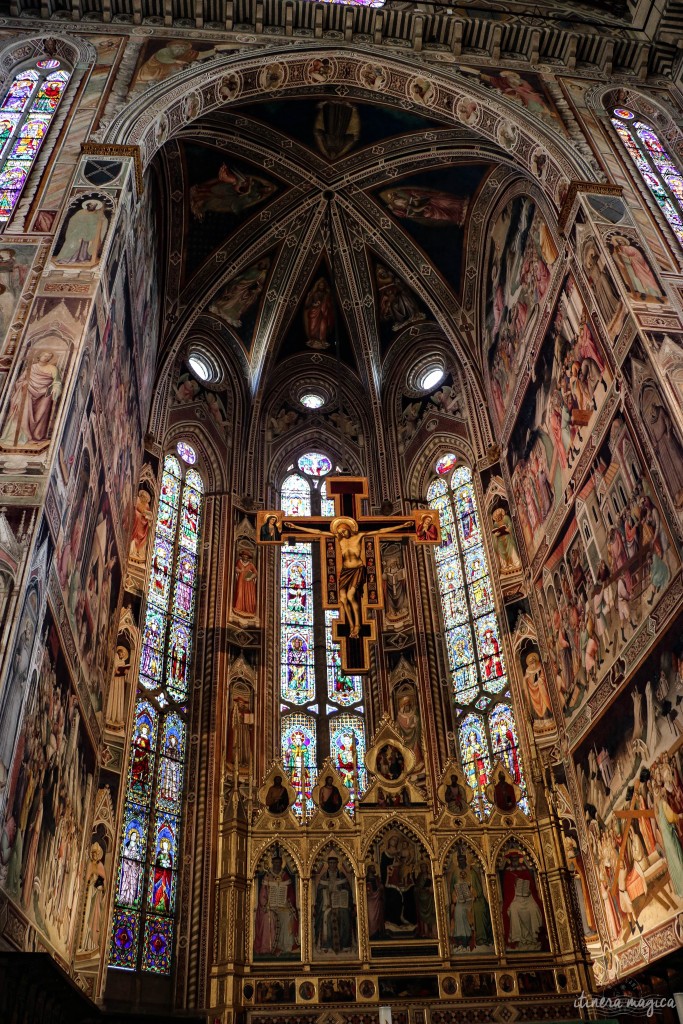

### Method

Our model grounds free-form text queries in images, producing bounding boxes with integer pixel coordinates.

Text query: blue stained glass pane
[166,621,192,700]
[1,72,38,112]
[281,473,311,516]
[148,814,179,914]
[143,916,173,974]
[298,451,332,476]
[185,467,204,492]
[468,573,494,617]
[8,112,50,160]
[320,480,335,517]
[464,545,487,584]
[452,663,479,704]
[128,702,157,804]
[426,478,447,501]
[329,714,367,811]
[446,623,475,670]
[281,626,315,703]
[281,713,317,817]
[110,910,139,969]
[281,545,314,626]
[451,466,472,489]
[148,537,173,609]
[116,805,148,908]
[459,713,491,819]
[454,482,480,549]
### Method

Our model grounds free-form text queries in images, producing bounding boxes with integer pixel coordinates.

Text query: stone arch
[441,834,486,875]
[163,422,227,496]
[251,838,303,880]
[309,837,358,877]
[361,815,434,861]
[405,434,478,508]
[100,44,597,206]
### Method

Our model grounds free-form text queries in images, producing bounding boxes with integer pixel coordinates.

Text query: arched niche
[309,841,358,960]
[252,842,301,964]
[363,820,437,946]
[441,837,495,956]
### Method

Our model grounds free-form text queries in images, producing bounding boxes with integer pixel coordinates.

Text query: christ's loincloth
[339,564,366,594]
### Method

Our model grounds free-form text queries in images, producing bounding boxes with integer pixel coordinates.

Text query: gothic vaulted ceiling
[155,91,519,397]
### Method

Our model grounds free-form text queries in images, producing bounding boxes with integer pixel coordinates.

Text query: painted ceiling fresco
[375,164,492,296]
[162,99,502,382]
[227,99,446,161]
[181,143,282,276]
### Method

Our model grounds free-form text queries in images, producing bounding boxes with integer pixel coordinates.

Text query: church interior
[2,1,683,1021]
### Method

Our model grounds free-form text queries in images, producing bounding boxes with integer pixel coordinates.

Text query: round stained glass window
[435,452,457,475]
[613,108,634,120]
[36,59,61,69]
[301,392,325,410]
[298,452,332,477]
[188,353,211,382]
[420,366,444,391]
[176,441,197,465]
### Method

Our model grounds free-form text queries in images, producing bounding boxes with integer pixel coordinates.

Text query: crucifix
[257,476,440,674]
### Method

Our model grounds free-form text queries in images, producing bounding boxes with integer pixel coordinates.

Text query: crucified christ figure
[282,516,412,638]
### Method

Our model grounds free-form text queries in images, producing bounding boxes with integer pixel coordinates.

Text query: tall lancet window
[0,59,71,223]
[279,453,367,816]
[611,108,683,248]
[109,445,203,975]
[427,456,527,817]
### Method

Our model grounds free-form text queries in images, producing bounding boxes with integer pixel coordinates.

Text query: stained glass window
[110,450,203,975]
[612,109,683,248]
[0,60,71,223]
[427,461,526,818]
[278,454,367,816]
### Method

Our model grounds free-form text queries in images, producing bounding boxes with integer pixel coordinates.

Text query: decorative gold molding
[80,142,143,196]
[558,180,623,234]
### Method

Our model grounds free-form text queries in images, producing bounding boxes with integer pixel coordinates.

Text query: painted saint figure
[54,199,109,266]
[254,851,300,958]
[233,547,258,616]
[1,348,62,448]
[314,855,355,954]
[130,723,151,794]
[152,838,173,912]
[303,277,334,350]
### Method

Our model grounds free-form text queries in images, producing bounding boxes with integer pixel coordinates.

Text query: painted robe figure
[500,849,546,951]
[118,827,143,905]
[152,838,173,911]
[1,349,62,448]
[129,489,153,564]
[449,847,493,951]
[314,855,355,954]
[490,506,522,574]
[303,278,334,350]
[55,199,109,266]
[233,548,257,617]
[523,650,553,721]
[254,851,300,959]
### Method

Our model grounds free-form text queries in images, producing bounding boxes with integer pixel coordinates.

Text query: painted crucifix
[257,476,440,674]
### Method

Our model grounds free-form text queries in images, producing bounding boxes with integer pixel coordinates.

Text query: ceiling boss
[257,476,440,673]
